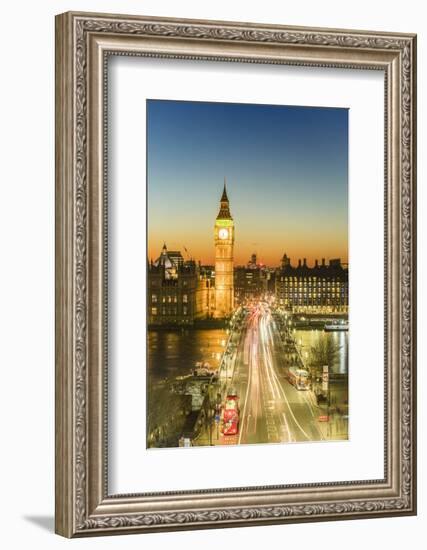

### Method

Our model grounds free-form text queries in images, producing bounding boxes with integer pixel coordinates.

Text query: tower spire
[221,177,229,203]
[217,178,232,219]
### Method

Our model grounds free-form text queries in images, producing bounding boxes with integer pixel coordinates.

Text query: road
[221,305,325,445]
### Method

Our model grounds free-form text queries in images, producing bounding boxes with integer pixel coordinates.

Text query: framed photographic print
[146,100,349,449]
[55,12,417,537]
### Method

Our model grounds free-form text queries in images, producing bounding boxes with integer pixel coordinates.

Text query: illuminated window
[183,306,188,315]
[183,294,188,303]
[151,307,157,315]
[152,294,157,303]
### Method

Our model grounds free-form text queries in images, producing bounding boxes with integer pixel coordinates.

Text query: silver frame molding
[55,11,417,538]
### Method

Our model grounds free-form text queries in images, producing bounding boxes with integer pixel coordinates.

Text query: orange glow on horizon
[148,237,348,267]
[147,188,348,268]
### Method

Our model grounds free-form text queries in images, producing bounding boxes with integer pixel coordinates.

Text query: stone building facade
[148,184,235,326]
[213,182,234,318]
[147,246,218,326]
[275,255,348,314]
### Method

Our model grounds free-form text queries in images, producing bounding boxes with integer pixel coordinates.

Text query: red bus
[286,366,310,390]
[223,393,239,436]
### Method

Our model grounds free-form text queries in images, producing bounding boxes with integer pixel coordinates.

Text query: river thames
[148,326,348,382]
[148,328,228,383]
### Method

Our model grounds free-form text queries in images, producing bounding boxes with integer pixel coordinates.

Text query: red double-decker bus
[222,392,239,436]
[286,366,310,390]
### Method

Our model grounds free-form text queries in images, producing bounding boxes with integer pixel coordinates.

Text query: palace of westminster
[147,183,348,326]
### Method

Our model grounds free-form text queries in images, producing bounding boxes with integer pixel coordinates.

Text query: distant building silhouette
[234,253,269,304]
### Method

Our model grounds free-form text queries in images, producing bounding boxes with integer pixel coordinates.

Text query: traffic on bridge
[209,303,336,446]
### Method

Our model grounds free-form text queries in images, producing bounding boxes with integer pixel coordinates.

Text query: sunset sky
[147,99,348,267]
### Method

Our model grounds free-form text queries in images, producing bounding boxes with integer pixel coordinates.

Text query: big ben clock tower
[214,180,234,318]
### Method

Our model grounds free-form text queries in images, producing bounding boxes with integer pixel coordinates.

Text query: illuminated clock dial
[218,228,229,240]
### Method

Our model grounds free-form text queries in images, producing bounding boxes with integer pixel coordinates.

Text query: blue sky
[147,99,348,266]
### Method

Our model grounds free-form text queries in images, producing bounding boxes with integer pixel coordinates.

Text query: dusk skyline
[147,99,348,266]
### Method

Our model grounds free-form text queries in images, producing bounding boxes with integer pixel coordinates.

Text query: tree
[309,337,342,370]
[147,381,191,447]
[309,337,343,408]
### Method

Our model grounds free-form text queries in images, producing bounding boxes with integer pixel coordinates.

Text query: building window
[183,294,188,303]
[183,306,188,315]
[151,307,157,316]
[151,294,157,303]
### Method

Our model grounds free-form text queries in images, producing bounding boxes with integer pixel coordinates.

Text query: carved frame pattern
[55,12,416,537]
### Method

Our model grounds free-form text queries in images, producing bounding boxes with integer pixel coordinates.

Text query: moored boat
[324,321,349,332]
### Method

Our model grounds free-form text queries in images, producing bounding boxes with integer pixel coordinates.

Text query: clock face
[218,228,229,240]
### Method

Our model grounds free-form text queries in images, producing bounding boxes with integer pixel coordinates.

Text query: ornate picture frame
[55,11,416,537]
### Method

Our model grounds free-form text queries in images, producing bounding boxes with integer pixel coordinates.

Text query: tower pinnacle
[221,177,229,203]
[217,178,232,220]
